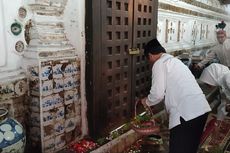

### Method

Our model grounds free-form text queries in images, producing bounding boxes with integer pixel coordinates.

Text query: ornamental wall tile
[43,137,55,153]
[41,63,53,81]
[29,66,39,78]
[53,93,64,108]
[52,63,63,79]
[55,134,66,150]
[30,96,40,112]
[54,119,65,135]
[42,95,54,112]
[53,78,64,93]
[63,77,74,91]
[0,83,14,101]
[43,124,54,140]
[43,110,55,126]
[65,131,75,144]
[72,61,80,75]
[65,103,75,119]
[0,100,14,117]
[73,74,80,88]
[63,63,74,77]
[42,80,53,96]
[64,90,74,105]
[55,106,65,121]
[0,94,27,128]
[65,117,76,133]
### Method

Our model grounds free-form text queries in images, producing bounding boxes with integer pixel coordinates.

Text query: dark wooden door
[86,0,158,138]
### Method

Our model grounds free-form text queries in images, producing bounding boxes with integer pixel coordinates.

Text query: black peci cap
[144,38,166,57]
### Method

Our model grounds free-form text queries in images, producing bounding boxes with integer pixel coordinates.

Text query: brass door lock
[129,48,140,55]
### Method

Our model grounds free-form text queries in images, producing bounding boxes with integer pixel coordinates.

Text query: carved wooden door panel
[132,0,158,103]
[86,0,158,137]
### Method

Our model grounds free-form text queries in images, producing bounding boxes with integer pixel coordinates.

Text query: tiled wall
[21,0,84,152]
[0,74,28,127]
[27,57,81,152]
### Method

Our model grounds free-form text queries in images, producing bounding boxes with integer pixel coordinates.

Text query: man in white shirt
[141,38,211,153]
[199,63,230,120]
[195,29,230,69]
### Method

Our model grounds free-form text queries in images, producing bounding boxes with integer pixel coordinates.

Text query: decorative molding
[159,2,230,21]
[181,0,229,15]
[169,44,215,56]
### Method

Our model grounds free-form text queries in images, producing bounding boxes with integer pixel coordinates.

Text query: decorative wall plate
[11,22,22,36]
[15,80,27,96]
[18,7,27,19]
[15,41,24,53]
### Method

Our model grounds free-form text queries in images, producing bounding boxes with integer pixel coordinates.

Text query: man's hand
[141,97,148,109]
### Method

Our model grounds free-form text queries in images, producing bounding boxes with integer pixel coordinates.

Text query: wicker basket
[131,100,160,135]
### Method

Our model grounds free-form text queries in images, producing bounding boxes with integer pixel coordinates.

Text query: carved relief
[206,25,209,39]
[178,21,187,43]
[200,24,207,40]
[166,19,177,43]
[191,21,199,45]
[165,19,168,43]
[157,19,164,43]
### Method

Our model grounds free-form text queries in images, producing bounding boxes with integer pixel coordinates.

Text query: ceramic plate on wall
[15,41,24,53]
[18,7,27,19]
[15,80,27,96]
[11,22,22,36]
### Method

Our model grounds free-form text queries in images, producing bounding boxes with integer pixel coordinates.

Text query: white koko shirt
[198,39,230,68]
[146,53,211,129]
[199,63,230,120]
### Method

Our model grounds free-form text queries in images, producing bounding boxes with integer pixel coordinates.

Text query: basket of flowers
[131,100,160,135]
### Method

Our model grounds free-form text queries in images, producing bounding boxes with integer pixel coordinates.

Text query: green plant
[210,146,223,153]
[133,113,151,124]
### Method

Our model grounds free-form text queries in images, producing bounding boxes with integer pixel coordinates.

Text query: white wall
[0,0,26,78]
